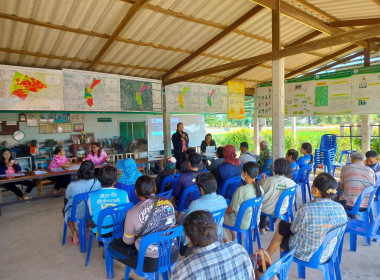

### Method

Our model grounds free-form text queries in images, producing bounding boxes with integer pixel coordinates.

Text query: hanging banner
[228,81,245,119]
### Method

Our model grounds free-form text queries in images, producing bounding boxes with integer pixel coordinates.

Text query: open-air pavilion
[0,0,380,279]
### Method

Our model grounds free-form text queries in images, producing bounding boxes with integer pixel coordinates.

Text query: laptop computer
[203,146,216,158]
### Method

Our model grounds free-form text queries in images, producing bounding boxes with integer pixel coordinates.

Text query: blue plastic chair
[122,226,183,280]
[160,174,181,194]
[345,211,380,252]
[211,207,227,224]
[200,169,208,173]
[289,223,347,280]
[114,182,140,204]
[294,164,313,204]
[261,185,297,231]
[320,134,337,155]
[175,185,200,212]
[62,190,98,253]
[374,178,380,216]
[332,150,356,176]
[261,248,296,280]
[85,203,134,279]
[313,148,334,175]
[157,189,173,199]
[263,158,273,176]
[223,196,263,255]
[219,176,242,200]
[345,185,377,222]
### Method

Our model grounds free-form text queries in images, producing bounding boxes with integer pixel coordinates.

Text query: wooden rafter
[284,45,358,78]
[249,0,379,51]
[0,47,263,83]
[306,50,365,76]
[162,5,264,79]
[330,18,380,27]
[372,0,380,7]
[163,23,380,85]
[288,0,337,22]
[216,30,323,85]
[87,0,148,70]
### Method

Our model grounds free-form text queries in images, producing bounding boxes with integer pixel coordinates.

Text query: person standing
[172,123,189,170]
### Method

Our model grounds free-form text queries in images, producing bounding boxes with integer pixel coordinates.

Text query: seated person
[64,160,102,244]
[266,173,348,263]
[172,210,254,280]
[48,146,73,195]
[258,141,272,172]
[116,158,142,186]
[296,142,313,169]
[172,153,202,209]
[180,148,205,173]
[109,176,177,272]
[212,145,241,194]
[179,172,227,252]
[88,166,129,236]
[286,149,299,179]
[259,158,295,234]
[208,146,224,172]
[0,148,36,200]
[155,156,179,192]
[201,133,216,153]
[224,162,263,241]
[85,142,109,165]
[239,142,257,165]
[365,150,380,181]
[339,152,375,218]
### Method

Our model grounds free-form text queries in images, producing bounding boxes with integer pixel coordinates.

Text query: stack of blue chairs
[313,134,337,175]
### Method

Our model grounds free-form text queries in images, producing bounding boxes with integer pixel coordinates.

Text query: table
[135,156,165,170]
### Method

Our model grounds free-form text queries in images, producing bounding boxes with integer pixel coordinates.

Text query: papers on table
[50,168,63,172]
[65,164,80,170]
[0,173,26,177]
[34,170,48,175]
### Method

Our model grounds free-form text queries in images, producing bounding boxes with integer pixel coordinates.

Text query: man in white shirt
[239,142,257,165]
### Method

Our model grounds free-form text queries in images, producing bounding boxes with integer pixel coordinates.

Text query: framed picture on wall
[39,124,55,134]
[55,113,70,123]
[71,114,85,122]
[19,113,26,122]
[26,113,38,127]
[86,133,95,143]
[55,123,72,133]
[73,123,84,132]
[39,113,55,124]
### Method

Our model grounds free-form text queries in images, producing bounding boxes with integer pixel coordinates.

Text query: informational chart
[0,64,63,110]
[351,65,380,114]
[63,69,120,111]
[228,81,245,119]
[256,83,272,118]
[285,76,314,116]
[120,79,153,111]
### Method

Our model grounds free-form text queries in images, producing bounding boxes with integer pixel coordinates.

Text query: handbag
[135,196,159,241]
[254,248,278,280]
[62,179,97,217]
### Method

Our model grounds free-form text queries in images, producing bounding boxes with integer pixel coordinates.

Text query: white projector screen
[148,115,205,151]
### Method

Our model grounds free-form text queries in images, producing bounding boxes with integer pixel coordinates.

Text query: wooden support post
[272,0,285,160]
[162,87,172,159]
[361,39,371,153]
[291,117,296,140]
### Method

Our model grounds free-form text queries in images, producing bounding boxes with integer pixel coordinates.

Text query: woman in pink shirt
[48,146,73,195]
[0,148,35,199]
[85,143,109,165]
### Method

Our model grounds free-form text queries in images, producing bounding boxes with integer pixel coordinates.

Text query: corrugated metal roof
[0,0,378,91]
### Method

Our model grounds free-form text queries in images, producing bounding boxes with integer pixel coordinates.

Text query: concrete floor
[0,183,379,280]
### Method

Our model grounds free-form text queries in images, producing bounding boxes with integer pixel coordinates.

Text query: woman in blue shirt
[296,142,313,169]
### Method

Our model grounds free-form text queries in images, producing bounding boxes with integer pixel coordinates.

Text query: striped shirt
[289,199,348,263]
[340,162,375,207]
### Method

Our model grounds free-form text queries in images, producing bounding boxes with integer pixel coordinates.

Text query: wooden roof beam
[164,23,380,85]
[330,18,380,27]
[284,44,358,78]
[306,50,365,76]
[87,0,148,70]
[162,5,264,79]
[249,0,379,51]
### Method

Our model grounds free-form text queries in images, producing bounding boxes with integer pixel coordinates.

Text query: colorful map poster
[165,82,227,113]
[228,81,245,119]
[120,79,153,111]
[0,64,63,110]
[285,76,314,116]
[313,71,352,115]
[63,69,120,111]
[351,65,380,114]
[256,82,272,118]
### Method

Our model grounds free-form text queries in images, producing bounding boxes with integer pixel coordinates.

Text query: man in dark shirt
[172,152,202,209]
[180,148,205,173]
[155,157,179,192]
